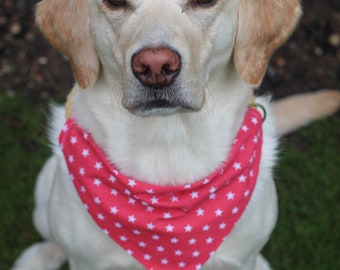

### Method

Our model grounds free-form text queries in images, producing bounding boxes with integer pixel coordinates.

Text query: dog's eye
[193,0,217,7]
[103,0,127,9]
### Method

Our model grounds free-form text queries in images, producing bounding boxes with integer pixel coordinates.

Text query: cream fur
[12,1,308,270]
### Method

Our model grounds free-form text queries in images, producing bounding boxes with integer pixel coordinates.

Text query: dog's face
[87,0,238,116]
[36,0,301,116]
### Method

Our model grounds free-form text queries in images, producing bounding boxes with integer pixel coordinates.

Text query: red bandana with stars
[59,108,263,270]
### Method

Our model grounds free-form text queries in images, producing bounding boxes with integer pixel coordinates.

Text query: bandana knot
[59,108,263,270]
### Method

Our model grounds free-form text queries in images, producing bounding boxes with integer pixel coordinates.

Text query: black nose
[131,48,181,87]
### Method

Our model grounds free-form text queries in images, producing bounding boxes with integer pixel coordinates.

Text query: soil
[1,0,339,102]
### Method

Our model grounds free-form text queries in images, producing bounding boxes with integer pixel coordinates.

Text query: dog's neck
[71,72,251,186]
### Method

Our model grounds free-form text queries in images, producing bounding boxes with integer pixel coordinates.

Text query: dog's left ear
[234,0,302,86]
[35,0,99,89]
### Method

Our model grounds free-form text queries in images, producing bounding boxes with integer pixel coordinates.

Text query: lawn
[0,90,339,269]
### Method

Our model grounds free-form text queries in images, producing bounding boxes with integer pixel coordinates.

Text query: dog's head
[36,0,301,116]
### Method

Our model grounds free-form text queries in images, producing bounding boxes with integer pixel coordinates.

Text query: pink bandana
[59,108,263,270]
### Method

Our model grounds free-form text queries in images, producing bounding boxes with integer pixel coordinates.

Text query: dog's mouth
[123,86,200,117]
[128,98,192,117]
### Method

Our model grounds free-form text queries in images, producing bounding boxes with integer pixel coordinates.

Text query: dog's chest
[58,109,263,269]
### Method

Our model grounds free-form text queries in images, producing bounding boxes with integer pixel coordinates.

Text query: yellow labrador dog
[12,0,340,270]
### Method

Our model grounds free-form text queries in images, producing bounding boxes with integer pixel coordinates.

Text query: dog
[12,0,340,269]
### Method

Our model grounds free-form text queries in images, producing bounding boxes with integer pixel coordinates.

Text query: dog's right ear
[234,0,301,86]
[35,0,99,89]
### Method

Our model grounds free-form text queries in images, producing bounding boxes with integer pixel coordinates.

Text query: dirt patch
[1,0,339,102]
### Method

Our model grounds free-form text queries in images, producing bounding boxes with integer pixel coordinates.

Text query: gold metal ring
[248,103,267,122]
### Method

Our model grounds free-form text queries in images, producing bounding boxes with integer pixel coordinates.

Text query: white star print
[144,254,151,260]
[128,198,136,205]
[128,215,136,223]
[109,175,116,182]
[215,209,223,216]
[202,225,210,232]
[139,242,146,247]
[163,212,172,219]
[184,224,193,232]
[226,191,235,200]
[171,195,179,202]
[115,222,122,228]
[93,178,101,186]
[161,258,168,264]
[97,213,104,220]
[166,224,174,232]
[128,179,136,187]
[196,264,202,270]
[150,196,159,205]
[206,237,214,244]
[203,178,210,184]
[175,250,182,256]
[79,167,85,175]
[110,206,118,214]
[157,246,165,252]
[193,251,200,257]
[68,155,74,163]
[232,207,239,214]
[238,174,246,182]
[219,223,227,229]
[171,238,179,244]
[152,235,160,240]
[119,235,127,242]
[111,189,118,196]
[233,162,242,170]
[62,124,68,132]
[190,191,199,199]
[189,238,197,245]
[196,208,204,216]
[81,149,89,157]
[179,262,186,268]
[251,117,258,125]
[146,206,154,212]
[146,223,155,230]
[133,230,141,235]
[209,186,217,193]
[94,162,103,170]
[244,190,250,197]
[242,125,249,132]
[94,197,101,204]
[253,136,258,144]
[70,136,77,144]
[80,186,86,193]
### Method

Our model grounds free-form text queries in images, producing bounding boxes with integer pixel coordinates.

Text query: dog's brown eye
[193,0,217,7]
[103,0,126,9]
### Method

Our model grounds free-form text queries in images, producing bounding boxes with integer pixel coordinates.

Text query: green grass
[1,91,339,269]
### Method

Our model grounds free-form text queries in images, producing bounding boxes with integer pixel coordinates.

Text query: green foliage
[0,92,51,269]
[264,116,340,269]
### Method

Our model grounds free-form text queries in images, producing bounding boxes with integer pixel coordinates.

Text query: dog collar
[59,108,263,270]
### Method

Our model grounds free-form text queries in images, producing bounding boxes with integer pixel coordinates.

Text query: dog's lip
[125,98,198,117]
[144,99,177,109]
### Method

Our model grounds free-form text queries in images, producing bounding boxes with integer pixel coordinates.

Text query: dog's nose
[131,48,181,87]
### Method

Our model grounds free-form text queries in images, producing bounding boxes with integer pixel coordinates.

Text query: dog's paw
[12,242,66,270]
